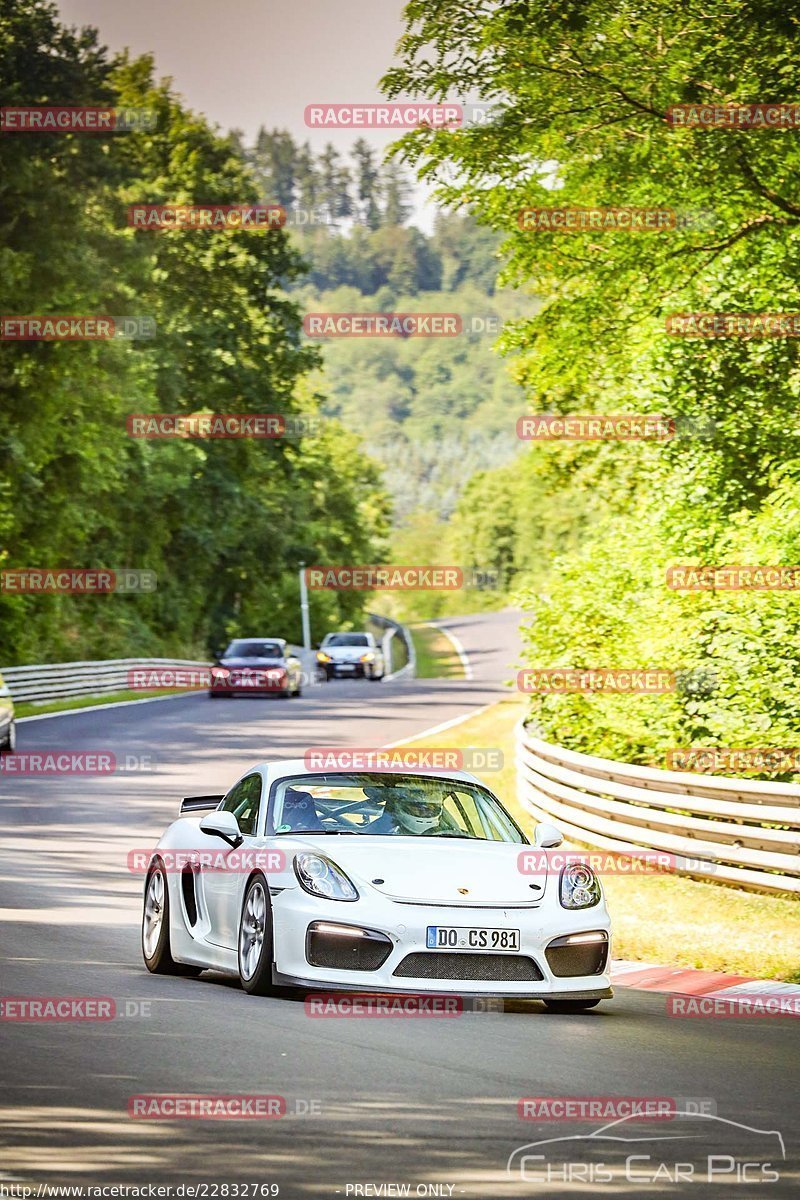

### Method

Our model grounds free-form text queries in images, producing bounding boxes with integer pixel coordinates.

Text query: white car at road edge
[141,760,612,1010]
[316,631,385,680]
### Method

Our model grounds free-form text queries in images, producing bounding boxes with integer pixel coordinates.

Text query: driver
[387,786,448,836]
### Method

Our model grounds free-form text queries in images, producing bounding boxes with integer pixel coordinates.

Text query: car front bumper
[271,887,612,998]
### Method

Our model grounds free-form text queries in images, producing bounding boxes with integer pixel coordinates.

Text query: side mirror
[533,822,563,849]
[200,810,244,848]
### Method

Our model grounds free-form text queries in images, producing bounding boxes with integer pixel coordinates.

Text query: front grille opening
[393,952,543,982]
[306,923,392,971]
[545,934,609,978]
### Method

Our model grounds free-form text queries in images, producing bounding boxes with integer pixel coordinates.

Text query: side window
[221,773,263,836]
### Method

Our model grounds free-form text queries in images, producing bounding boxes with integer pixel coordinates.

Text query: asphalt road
[1,609,797,1198]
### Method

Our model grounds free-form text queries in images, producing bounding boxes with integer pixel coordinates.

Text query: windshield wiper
[274,829,349,835]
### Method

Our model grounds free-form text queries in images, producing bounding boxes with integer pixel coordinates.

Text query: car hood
[218,657,286,668]
[323,646,369,660]
[284,835,546,905]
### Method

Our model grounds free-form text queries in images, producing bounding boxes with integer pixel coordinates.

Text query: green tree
[353,138,382,229]
[382,0,800,768]
[249,127,296,206]
[0,1,388,664]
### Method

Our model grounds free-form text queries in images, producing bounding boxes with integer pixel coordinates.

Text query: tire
[142,861,202,976]
[543,998,602,1013]
[0,720,15,752]
[238,874,276,995]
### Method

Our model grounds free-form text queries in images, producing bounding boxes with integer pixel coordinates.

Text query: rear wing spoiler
[181,795,224,814]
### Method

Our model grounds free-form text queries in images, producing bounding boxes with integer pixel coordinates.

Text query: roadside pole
[299,564,312,652]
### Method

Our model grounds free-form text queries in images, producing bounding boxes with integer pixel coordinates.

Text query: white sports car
[141,760,612,1010]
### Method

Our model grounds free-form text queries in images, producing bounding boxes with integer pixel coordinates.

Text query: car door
[200,772,263,949]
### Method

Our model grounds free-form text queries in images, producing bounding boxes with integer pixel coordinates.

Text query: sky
[57,0,408,150]
[55,0,439,221]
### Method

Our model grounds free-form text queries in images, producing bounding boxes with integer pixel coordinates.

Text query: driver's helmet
[391,786,443,835]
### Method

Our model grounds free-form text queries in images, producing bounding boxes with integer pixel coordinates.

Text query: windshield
[324,633,369,647]
[269,773,526,842]
[223,640,283,659]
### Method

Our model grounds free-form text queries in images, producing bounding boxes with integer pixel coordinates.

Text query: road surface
[1,610,797,1197]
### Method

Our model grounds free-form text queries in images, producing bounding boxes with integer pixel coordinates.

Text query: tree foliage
[0,0,388,664]
[385,0,800,769]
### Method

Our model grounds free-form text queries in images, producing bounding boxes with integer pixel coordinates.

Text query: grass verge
[16,687,195,719]
[399,693,800,982]
[408,622,465,679]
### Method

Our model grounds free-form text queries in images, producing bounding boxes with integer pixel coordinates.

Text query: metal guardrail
[517,722,800,895]
[367,613,416,680]
[1,623,412,705]
[1,658,210,704]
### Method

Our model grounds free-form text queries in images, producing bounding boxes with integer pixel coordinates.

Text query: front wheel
[142,862,201,975]
[238,875,276,995]
[0,720,16,752]
[543,998,602,1013]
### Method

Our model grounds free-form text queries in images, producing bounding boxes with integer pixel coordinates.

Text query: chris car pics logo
[506,1112,784,1186]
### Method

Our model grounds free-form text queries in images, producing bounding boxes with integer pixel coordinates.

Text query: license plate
[337,664,356,672]
[426,925,520,952]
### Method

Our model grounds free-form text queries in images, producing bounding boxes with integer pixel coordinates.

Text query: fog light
[306,921,392,971]
[545,931,609,977]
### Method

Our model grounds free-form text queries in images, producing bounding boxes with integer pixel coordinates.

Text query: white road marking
[421,619,474,680]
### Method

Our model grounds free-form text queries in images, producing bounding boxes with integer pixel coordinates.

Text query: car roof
[253,758,483,787]
[226,636,286,645]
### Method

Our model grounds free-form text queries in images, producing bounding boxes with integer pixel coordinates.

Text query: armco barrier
[367,613,416,681]
[517,723,800,895]
[0,658,211,704]
[1,629,409,705]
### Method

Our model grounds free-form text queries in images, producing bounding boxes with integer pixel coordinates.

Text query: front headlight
[294,853,359,902]
[316,652,331,663]
[560,862,601,909]
[360,652,375,662]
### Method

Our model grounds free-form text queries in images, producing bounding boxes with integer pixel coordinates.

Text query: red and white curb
[612,959,800,1016]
